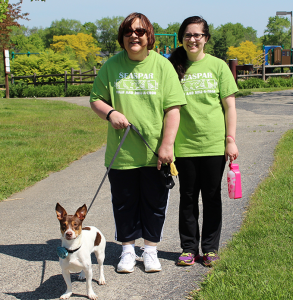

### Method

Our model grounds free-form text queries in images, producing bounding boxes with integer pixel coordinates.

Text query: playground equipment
[154,33,177,58]
[263,45,292,65]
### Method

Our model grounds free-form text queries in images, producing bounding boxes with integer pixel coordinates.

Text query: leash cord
[87,124,156,213]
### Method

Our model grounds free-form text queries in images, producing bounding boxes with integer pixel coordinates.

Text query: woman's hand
[225,136,239,162]
[108,111,130,130]
[157,144,173,170]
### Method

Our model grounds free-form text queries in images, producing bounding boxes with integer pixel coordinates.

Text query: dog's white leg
[95,250,106,285]
[60,270,72,299]
[84,267,98,300]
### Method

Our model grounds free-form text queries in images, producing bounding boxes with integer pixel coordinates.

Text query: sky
[10,0,293,38]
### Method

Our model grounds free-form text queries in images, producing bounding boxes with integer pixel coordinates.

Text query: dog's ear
[75,204,87,221]
[56,203,67,220]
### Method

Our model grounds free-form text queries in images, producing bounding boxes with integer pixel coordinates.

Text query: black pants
[175,156,226,254]
[108,167,170,243]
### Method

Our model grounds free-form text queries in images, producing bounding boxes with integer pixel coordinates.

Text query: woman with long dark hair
[169,16,239,267]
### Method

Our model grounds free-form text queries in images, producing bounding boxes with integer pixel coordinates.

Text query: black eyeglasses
[183,33,207,40]
[124,28,146,37]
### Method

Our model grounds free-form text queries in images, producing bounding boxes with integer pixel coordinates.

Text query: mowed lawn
[0,98,107,201]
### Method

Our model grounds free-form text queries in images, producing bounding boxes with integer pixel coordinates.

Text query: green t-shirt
[90,50,186,169]
[175,54,238,157]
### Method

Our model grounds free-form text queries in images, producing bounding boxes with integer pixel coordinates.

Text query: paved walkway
[1,90,293,300]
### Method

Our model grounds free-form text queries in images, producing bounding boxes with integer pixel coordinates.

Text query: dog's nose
[66,232,73,237]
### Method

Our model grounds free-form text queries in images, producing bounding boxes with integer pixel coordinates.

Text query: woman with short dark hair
[90,12,186,273]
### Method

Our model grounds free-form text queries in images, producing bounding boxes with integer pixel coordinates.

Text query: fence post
[64,71,67,94]
[33,73,36,87]
[93,66,96,75]
[79,69,82,83]
[71,67,74,84]
[11,74,14,84]
[229,59,238,83]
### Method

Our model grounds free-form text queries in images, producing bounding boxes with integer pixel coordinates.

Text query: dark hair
[169,16,211,80]
[118,12,155,50]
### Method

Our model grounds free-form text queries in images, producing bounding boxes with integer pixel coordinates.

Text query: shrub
[267,77,293,87]
[237,78,267,89]
[65,84,93,97]
[0,89,5,98]
[6,83,92,98]
[11,50,79,84]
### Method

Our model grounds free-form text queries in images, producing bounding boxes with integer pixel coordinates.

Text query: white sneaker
[117,251,136,273]
[142,250,162,272]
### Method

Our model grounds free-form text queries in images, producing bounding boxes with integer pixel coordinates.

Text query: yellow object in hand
[170,162,178,176]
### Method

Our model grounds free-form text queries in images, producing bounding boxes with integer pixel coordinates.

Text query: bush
[237,78,267,89]
[7,83,92,98]
[0,89,5,98]
[65,84,93,97]
[267,77,293,88]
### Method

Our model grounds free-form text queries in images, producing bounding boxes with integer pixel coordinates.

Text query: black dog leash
[87,123,174,213]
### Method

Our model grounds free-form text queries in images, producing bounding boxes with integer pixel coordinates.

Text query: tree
[10,26,45,52]
[262,16,291,49]
[82,22,99,40]
[210,22,258,60]
[227,41,263,64]
[50,33,102,67]
[43,18,87,48]
[0,0,9,22]
[0,1,29,51]
[96,16,124,55]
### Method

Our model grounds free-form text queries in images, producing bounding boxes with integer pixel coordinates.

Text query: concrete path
[1,90,292,300]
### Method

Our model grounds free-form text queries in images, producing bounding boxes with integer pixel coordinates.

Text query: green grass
[0,99,107,201]
[192,129,293,300]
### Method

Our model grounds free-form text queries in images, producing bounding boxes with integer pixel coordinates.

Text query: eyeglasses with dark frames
[183,33,207,40]
[124,28,146,37]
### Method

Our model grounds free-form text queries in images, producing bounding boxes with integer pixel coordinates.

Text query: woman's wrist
[106,109,116,121]
[226,135,235,143]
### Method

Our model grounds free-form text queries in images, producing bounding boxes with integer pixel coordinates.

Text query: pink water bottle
[227,161,242,199]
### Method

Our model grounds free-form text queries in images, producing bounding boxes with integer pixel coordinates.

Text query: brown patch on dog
[82,227,91,231]
[94,232,102,246]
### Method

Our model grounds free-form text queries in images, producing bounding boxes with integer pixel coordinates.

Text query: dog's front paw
[88,292,98,300]
[60,291,72,299]
[78,270,86,280]
[98,276,106,285]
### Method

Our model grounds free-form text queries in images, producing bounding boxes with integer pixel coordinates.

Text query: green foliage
[237,77,293,89]
[0,0,9,22]
[0,89,5,98]
[42,18,88,48]
[65,84,93,97]
[7,83,93,98]
[11,50,79,83]
[10,30,45,53]
[96,16,124,55]
[267,76,293,87]
[262,16,291,49]
[209,23,259,60]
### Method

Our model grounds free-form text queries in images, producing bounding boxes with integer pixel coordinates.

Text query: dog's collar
[65,246,81,254]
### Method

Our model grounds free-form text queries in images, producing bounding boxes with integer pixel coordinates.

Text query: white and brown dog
[55,203,106,300]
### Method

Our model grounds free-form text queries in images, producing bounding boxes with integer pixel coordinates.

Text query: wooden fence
[9,67,99,93]
[237,64,293,81]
